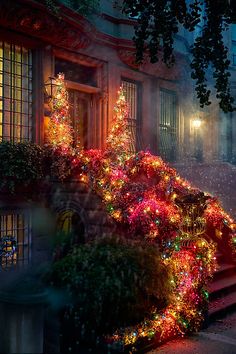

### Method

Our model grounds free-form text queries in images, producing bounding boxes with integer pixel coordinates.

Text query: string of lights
[46,73,73,152]
[49,82,236,350]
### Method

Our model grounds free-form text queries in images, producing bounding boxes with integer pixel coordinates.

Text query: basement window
[0,211,31,269]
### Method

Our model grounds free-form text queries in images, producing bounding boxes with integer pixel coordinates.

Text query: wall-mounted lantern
[44,76,58,101]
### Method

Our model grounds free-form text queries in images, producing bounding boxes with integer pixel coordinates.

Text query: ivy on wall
[117,0,235,113]
[0,142,73,194]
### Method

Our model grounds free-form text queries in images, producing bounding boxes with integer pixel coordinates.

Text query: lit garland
[49,83,236,350]
[108,241,217,349]
[230,225,236,258]
[46,73,73,152]
[105,86,132,165]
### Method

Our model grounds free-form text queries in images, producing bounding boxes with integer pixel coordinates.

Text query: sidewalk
[149,312,236,354]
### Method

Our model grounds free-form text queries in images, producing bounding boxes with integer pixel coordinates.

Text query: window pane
[4,111,10,124]
[121,79,141,153]
[4,85,10,98]
[14,101,22,113]
[3,124,10,139]
[68,89,90,149]
[55,57,97,87]
[0,212,30,269]
[159,89,177,162]
[0,42,32,142]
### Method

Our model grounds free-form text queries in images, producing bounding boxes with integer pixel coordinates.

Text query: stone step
[213,263,236,281]
[209,290,236,321]
[207,253,236,321]
[216,252,225,263]
[209,274,236,301]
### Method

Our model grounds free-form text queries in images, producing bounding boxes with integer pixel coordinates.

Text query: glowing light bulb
[192,118,202,128]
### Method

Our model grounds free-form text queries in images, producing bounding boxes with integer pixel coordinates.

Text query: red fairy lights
[46,81,236,349]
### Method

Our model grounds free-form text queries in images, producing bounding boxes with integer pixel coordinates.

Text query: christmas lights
[46,82,236,350]
[105,87,132,165]
[45,73,73,152]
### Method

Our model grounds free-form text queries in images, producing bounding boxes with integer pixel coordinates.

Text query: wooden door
[68,90,92,149]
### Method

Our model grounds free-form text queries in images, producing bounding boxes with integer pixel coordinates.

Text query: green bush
[47,236,172,344]
[0,142,75,193]
[0,141,43,193]
[41,146,73,181]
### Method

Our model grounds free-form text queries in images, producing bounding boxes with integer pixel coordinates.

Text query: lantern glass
[44,77,58,99]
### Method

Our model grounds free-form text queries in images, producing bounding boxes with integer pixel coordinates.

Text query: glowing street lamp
[192,118,202,129]
[192,117,203,161]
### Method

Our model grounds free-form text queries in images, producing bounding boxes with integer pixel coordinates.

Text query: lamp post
[192,118,202,129]
[192,117,203,162]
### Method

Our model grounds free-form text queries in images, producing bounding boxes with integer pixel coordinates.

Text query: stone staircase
[172,162,236,321]
[209,254,236,321]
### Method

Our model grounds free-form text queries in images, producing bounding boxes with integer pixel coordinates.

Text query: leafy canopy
[119,0,235,113]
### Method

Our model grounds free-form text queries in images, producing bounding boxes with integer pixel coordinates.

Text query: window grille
[159,89,177,162]
[0,42,32,142]
[121,79,141,153]
[0,212,30,269]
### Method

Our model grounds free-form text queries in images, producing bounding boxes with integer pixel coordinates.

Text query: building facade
[0,0,236,352]
[2,1,235,163]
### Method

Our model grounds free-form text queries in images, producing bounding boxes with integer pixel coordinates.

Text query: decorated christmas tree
[105,86,132,164]
[46,73,73,152]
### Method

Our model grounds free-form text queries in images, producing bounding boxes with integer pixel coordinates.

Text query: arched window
[57,209,85,244]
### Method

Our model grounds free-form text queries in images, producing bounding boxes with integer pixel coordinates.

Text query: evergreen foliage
[46,236,172,347]
[119,0,235,113]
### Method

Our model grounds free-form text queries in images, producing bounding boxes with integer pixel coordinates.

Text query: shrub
[46,236,172,349]
[0,141,43,193]
[41,146,74,181]
[0,142,76,194]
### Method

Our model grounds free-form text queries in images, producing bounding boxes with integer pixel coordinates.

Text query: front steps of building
[209,255,236,321]
[172,161,236,321]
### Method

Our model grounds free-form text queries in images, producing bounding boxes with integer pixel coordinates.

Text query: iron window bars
[0,211,31,269]
[121,79,142,153]
[0,42,32,142]
[159,88,177,162]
